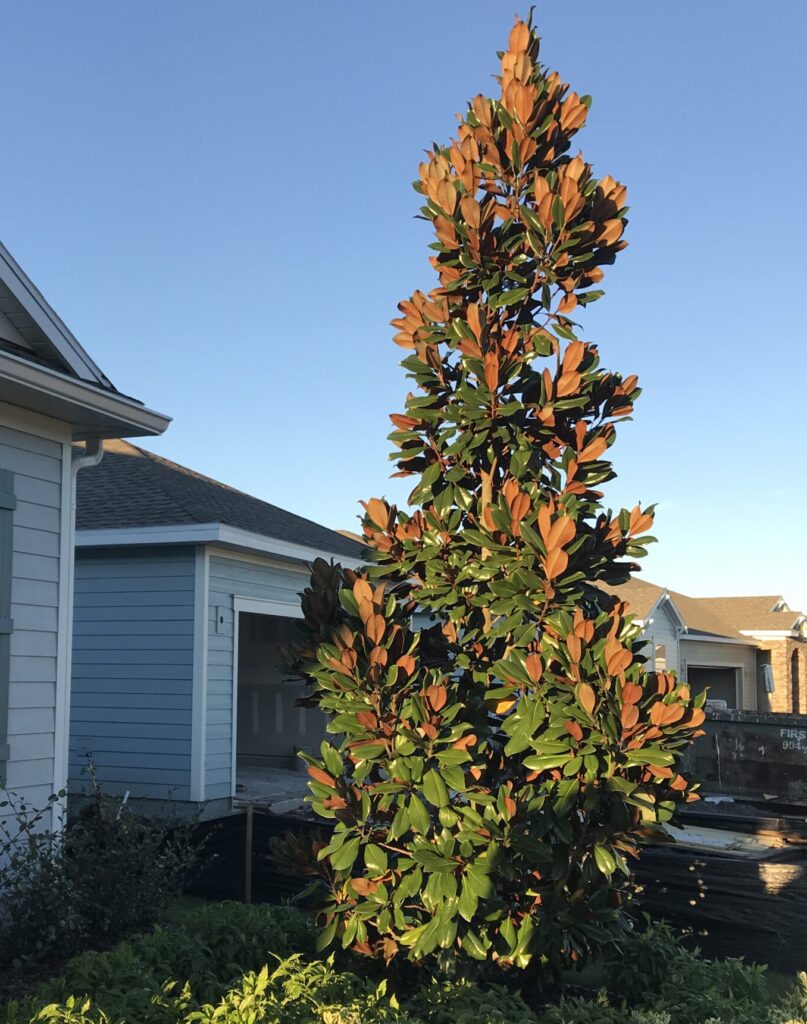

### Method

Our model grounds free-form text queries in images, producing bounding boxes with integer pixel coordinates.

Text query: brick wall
[756,637,807,714]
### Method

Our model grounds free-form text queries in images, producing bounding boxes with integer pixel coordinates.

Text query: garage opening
[234,610,327,806]
[687,666,739,709]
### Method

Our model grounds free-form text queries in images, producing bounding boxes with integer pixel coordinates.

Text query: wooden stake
[244,803,254,904]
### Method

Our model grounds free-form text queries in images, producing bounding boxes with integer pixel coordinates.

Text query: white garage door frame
[231,596,304,797]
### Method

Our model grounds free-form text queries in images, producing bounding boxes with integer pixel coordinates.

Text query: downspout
[54,439,103,829]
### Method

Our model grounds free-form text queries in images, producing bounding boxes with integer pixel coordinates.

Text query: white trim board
[642,591,687,632]
[77,521,364,570]
[233,595,304,620]
[190,547,210,802]
[51,441,73,831]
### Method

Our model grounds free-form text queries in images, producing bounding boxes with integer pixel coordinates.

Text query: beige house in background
[603,579,807,715]
[698,596,807,714]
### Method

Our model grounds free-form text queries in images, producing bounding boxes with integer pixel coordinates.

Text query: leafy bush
[6,902,806,1024]
[4,903,317,1024]
[604,919,770,1021]
[62,769,198,942]
[0,770,199,975]
[0,791,83,968]
[284,11,705,972]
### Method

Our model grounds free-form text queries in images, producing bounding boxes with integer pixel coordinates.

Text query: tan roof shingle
[697,596,804,633]
[600,579,753,642]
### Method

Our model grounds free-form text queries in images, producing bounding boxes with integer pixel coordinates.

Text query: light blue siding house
[0,241,169,830]
[71,440,363,817]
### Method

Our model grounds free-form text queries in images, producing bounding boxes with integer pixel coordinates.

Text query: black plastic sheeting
[190,811,321,903]
[188,811,807,972]
[634,844,807,972]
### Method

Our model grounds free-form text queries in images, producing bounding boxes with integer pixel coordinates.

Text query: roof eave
[680,630,759,647]
[0,350,170,439]
[0,241,114,386]
[740,628,799,639]
[75,521,365,569]
[643,590,687,631]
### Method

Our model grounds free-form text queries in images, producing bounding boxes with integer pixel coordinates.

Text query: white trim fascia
[653,591,686,630]
[76,521,365,569]
[219,523,363,569]
[78,522,223,548]
[739,629,798,639]
[0,350,170,439]
[190,546,209,802]
[51,442,73,831]
[635,591,685,634]
[0,240,112,386]
[680,632,758,647]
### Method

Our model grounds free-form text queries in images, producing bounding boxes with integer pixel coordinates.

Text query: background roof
[77,439,364,560]
[697,596,804,632]
[600,578,753,642]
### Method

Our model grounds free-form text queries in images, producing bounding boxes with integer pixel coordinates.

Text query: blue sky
[2,2,805,610]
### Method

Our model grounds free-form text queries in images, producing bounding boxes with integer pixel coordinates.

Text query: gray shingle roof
[76,439,365,560]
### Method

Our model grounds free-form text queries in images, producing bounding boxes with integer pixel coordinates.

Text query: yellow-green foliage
[4,905,807,1024]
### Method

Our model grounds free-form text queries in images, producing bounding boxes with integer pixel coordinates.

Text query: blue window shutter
[0,468,15,784]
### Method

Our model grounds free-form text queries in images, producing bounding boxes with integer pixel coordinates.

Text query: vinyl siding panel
[70,546,195,800]
[635,600,680,675]
[205,553,308,799]
[0,421,66,813]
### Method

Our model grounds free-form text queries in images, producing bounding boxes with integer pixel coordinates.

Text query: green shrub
[24,959,408,1024]
[0,770,199,976]
[0,791,83,969]
[6,903,316,1023]
[603,919,770,1022]
[63,769,198,943]
[5,903,807,1024]
[284,9,705,974]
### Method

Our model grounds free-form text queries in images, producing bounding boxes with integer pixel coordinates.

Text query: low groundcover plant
[4,906,807,1024]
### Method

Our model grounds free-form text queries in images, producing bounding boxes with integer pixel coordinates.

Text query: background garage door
[687,666,738,708]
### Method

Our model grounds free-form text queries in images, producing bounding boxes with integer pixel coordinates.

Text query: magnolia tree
[284,15,705,971]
